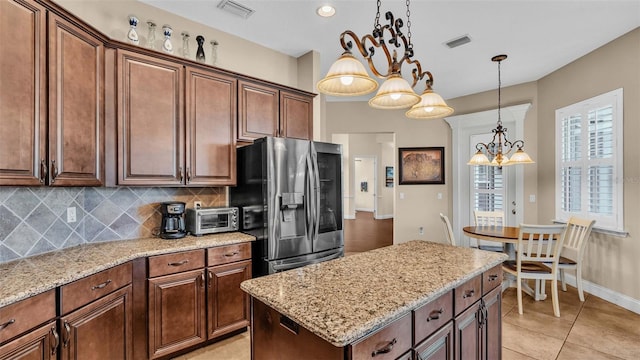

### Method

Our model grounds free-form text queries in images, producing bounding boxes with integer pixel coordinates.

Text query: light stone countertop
[240,240,507,347]
[0,232,255,308]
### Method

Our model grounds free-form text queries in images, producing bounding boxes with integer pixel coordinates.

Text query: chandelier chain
[374,0,382,29]
[406,0,412,48]
[497,59,502,126]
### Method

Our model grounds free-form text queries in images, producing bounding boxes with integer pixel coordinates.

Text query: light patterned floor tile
[556,342,624,360]
[502,307,573,340]
[502,322,564,360]
[503,348,539,360]
[566,321,640,359]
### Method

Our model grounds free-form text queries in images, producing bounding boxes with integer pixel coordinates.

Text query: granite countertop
[0,232,255,308]
[241,240,507,347]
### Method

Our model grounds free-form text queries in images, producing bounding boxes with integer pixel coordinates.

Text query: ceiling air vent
[445,35,471,49]
[217,0,255,19]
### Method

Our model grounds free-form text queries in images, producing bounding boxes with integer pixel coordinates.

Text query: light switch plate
[66,207,76,223]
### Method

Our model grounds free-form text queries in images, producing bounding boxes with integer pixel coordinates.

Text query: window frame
[555,88,624,233]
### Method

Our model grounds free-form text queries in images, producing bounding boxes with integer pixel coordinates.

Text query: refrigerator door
[266,137,314,260]
[267,247,344,273]
[311,141,344,253]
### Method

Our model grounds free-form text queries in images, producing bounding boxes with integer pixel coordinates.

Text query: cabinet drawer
[413,290,453,344]
[0,290,55,343]
[60,262,132,314]
[454,274,482,316]
[148,249,205,278]
[483,264,503,295]
[207,243,251,266]
[349,314,411,360]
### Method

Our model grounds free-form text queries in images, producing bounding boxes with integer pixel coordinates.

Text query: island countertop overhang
[240,240,507,347]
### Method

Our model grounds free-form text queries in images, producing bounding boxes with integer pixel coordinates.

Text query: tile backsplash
[0,186,225,263]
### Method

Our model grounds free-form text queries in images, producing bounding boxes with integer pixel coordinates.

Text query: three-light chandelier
[467,55,534,167]
[316,0,453,119]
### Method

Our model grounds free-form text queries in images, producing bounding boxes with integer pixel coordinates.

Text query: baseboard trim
[355,208,374,212]
[344,215,356,220]
[563,273,640,314]
[375,214,393,220]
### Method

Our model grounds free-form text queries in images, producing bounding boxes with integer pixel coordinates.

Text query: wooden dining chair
[502,224,567,317]
[556,217,595,301]
[439,213,456,246]
[473,210,505,251]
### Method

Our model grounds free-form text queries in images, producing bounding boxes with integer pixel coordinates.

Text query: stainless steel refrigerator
[230,137,343,277]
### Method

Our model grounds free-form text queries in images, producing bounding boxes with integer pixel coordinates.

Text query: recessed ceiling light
[317,5,336,17]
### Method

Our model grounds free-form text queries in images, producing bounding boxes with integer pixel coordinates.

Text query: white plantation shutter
[555,88,623,232]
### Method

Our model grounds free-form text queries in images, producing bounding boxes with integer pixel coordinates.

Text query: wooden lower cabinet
[415,322,454,360]
[207,260,251,339]
[480,286,501,360]
[454,301,481,360]
[454,285,501,360]
[148,269,206,359]
[59,285,132,360]
[0,322,57,360]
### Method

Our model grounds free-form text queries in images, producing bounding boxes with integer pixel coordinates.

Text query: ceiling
[139,0,640,101]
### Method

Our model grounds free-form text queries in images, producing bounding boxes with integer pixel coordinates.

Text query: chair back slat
[474,210,504,227]
[518,224,566,265]
[439,213,456,246]
[561,217,595,262]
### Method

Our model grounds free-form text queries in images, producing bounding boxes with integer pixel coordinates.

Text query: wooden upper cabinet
[48,13,104,186]
[0,0,47,185]
[117,49,184,186]
[280,90,313,140]
[185,67,237,186]
[237,80,279,141]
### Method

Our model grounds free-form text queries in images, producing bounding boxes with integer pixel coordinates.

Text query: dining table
[463,225,547,301]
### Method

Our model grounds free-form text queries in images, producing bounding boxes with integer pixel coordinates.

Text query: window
[555,88,623,232]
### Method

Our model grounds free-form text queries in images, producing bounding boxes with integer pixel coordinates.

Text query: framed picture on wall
[385,166,394,187]
[398,147,444,185]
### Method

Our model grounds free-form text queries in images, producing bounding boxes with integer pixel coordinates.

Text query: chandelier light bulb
[390,93,401,100]
[340,76,354,86]
[424,106,434,112]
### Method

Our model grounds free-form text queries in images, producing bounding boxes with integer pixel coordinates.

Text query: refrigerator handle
[310,143,321,241]
[305,153,315,241]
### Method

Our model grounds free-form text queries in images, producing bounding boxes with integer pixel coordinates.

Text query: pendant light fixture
[316,0,453,118]
[467,55,534,167]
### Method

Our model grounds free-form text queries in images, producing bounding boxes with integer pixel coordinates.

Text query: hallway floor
[176,282,640,359]
[344,211,393,254]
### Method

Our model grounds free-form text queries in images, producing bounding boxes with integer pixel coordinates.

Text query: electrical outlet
[194,201,202,209]
[437,193,443,200]
[419,226,424,235]
[66,207,76,223]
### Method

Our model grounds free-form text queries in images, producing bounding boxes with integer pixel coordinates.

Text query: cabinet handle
[208,270,213,288]
[0,318,15,331]
[224,251,240,257]
[462,289,475,299]
[51,326,59,355]
[178,166,183,182]
[371,338,397,357]
[488,274,499,282]
[168,260,189,267]
[186,167,191,183]
[40,160,48,183]
[91,279,112,290]
[63,321,71,348]
[200,272,205,287]
[50,160,58,183]
[426,308,443,322]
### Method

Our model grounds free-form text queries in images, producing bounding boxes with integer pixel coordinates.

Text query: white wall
[354,158,375,212]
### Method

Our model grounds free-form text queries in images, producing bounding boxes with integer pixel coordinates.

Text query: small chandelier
[467,55,534,167]
[316,0,453,119]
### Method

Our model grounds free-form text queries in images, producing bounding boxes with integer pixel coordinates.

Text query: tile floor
[176,283,640,360]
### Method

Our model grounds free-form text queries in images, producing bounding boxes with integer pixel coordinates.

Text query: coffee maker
[159,202,186,239]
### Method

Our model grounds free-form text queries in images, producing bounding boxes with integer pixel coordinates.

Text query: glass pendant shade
[406,88,454,119]
[316,52,378,96]
[467,150,491,166]
[368,74,421,109]
[509,149,535,164]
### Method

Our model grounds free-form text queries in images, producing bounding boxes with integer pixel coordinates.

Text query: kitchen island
[240,240,507,360]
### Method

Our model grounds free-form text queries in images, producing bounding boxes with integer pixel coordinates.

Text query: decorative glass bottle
[195,35,206,63]
[127,15,139,45]
[210,40,219,66]
[162,25,173,54]
[181,32,190,59]
[146,20,156,49]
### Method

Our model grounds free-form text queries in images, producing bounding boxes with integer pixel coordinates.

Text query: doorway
[354,156,377,214]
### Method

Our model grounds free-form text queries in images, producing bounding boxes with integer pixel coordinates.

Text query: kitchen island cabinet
[241,240,507,360]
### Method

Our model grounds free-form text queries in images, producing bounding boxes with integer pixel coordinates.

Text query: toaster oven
[185,207,239,236]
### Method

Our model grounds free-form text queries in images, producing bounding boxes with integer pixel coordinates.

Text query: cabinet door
[148,269,205,359]
[0,0,47,186]
[117,50,184,185]
[185,67,237,186]
[481,286,501,360]
[414,322,454,360]
[207,260,251,339]
[48,13,103,186]
[279,90,312,140]
[59,285,132,360]
[237,80,279,141]
[0,322,57,360]
[454,301,481,360]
